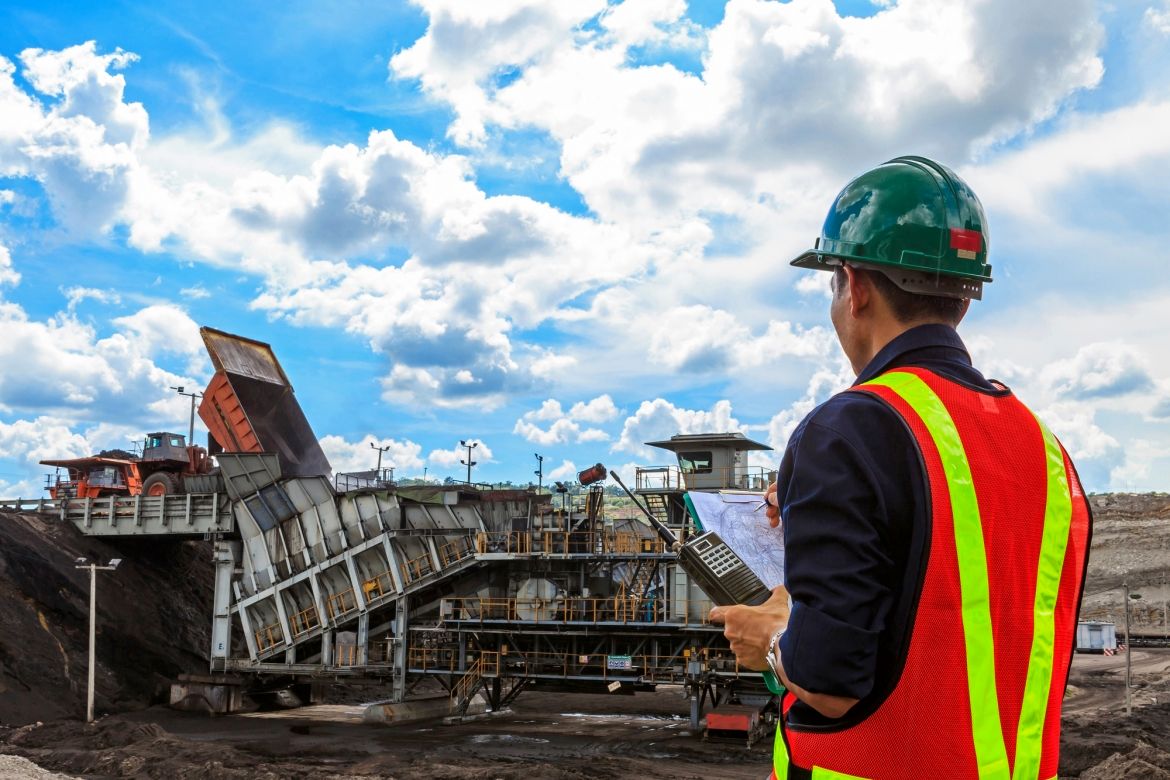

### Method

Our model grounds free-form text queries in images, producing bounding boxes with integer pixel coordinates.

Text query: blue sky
[1,0,1169,494]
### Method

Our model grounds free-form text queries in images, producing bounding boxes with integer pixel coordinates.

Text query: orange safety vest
[772,367,1091,780]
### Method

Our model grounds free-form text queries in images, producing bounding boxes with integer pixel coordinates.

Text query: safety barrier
[326,589,357,620]
[409,647,743,684]
[438,536,476,567]
[0,498,59,514]
[289,605,320,637]
[254,622,284,653]
[400,552,435,584]
[474,530,667,556]
[441,595,717,626]
[635,465,772,491]
[361,570,395,601]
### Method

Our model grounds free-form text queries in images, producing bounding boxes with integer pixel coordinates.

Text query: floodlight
[75,557,87,564]
[108,559,122,568]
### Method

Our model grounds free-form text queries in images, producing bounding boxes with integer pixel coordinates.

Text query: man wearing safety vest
[710,156,1092,780]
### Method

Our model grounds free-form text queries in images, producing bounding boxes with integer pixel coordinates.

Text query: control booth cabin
[634,432,775,535]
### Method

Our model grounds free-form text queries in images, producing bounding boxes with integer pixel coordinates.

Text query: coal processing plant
[42,327,781,742]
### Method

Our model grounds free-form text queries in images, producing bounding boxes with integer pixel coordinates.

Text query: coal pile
[0,512,212,725]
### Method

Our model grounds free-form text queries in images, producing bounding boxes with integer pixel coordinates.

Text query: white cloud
[390,1,608,147]
[767,361,854,450]
[1145,2,1170,35]
[647,305,833,373]
[0,416,93,464]
[0,243,18,288]
[613,398,742,458]
[318,433,424,475]
[0,43,148,235]
[1039,342,1155,400]
[513,394,616,444]
[0,291,204,434]
[427,439,494,469]
[569,394,618,423]
[179,285,211,299]
[546,458,577,481]
[393,0,1104,233]
[1109,439,1170,490]
[63,286,121,310]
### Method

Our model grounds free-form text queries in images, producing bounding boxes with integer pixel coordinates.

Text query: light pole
[1123,584,1143,717]
[459,440,478,484]
[74,556,121,723]
[534,453,544,493]
[170,386,203,445]
[371,442,391,477]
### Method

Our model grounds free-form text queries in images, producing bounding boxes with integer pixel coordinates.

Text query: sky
[0,0,1169,496]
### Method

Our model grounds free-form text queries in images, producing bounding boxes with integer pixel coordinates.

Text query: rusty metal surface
[197,327,331,479]
[200,327,290,386]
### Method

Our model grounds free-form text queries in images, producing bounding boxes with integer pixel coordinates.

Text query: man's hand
[708,585,790,671]
[763,482,780,528]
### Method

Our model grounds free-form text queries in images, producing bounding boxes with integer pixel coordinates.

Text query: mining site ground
[1,493,1169,778]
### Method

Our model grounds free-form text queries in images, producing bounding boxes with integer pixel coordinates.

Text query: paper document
[684,491,785,589]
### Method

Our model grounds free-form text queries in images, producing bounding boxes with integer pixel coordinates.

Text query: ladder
[643,493,670,523]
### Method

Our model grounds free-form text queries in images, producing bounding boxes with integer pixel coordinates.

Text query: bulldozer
[41,433,213,498]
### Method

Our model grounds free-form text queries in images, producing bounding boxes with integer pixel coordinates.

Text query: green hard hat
[791,156,992,299]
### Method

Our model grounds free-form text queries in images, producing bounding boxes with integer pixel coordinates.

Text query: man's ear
[844,265,870,318]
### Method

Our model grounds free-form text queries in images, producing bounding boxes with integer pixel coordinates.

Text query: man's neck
[854,318,953,374]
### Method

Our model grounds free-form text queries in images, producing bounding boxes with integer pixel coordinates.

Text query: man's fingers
[708,606,726,624]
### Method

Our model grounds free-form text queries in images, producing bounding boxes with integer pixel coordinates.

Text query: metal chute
[197,327,332,479]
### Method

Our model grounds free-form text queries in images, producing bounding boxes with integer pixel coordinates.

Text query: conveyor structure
[49,328,780,729]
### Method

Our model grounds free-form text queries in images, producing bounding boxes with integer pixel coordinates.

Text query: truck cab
[141,432,189,464]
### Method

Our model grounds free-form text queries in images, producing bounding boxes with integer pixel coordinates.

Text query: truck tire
[142,472,182,496]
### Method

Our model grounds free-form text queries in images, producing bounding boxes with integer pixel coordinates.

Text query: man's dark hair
[834,266,966,325]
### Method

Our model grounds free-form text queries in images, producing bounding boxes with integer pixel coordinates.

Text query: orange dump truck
[197,327,331,479]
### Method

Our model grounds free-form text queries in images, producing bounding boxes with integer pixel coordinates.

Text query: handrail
[409,648,745,684]
[400,552,435,584]
[438,535,475,567]
[326,588,357,619]
[361,570,395,601]
[635,464,773,491]
[0,498,60,513]
[441,595,716,626]
[289,605,320,636]
[254,622,284,652]
[474,530,666,556]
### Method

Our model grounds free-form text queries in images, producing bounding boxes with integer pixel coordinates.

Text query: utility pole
[459,440,478,484]
[1124,581,1135,717]
[534,453,544,493]
[371,442,391,477]
[74,557,122,723]
[170,386,202,445]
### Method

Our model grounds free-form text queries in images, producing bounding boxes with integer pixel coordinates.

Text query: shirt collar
[852,323,971,386]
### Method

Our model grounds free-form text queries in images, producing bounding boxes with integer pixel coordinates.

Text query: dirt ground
[0,688,769,779]
[1,651,1169,779]
[1,495,1169,778]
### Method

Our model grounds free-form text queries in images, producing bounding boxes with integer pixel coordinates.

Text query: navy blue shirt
[777,324,997,727]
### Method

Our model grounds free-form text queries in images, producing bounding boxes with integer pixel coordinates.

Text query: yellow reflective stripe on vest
[1010,418,1073,780]
[773,718,790,778]
[864,372,1010,780]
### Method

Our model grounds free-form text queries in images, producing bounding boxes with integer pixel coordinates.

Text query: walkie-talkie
[609,471,772,607]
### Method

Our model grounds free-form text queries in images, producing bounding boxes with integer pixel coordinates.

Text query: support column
[393,596,408,703]
[210,542,240,670]
[357,611,370,666]
[690,687,701,731]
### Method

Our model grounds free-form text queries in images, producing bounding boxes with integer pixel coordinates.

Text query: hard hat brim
[790,250,842,271]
